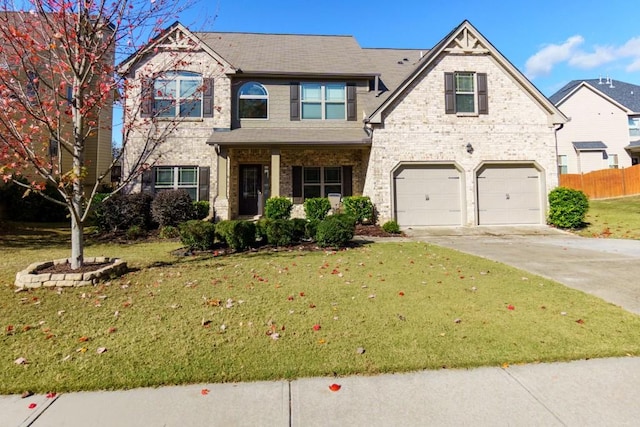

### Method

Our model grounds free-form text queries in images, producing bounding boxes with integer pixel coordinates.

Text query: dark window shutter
[202,78,214,118]
[198,166,210,202]
[342,166,353,197]
[141,168,155,194]
[141,78,153,118]
[477,73,488,115]
[444,72,455,114]
[292,166,302,201]
[290,83,300,121]
[346,83,357,121]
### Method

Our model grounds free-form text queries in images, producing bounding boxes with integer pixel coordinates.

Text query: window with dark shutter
[444,72,455,114]
[346,83,357,121]
[290,83,300,121]
[292,166,302,202]
[141,168,155,194]
[140,78,153,118]
[477,73,488,115]
[198,166,210,201]
[342,166,353,196]
[202,78,214,118]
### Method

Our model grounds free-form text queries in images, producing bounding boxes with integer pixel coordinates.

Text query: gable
[367,20,567,126]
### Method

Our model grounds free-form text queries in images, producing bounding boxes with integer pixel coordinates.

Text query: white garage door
[394,164,462,226]
[477,165,541,225]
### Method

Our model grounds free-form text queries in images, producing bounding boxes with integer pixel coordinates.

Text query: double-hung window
[155,166,198,200]
[557,155,568,175]
[444,72,488,115]
[301,83,346,120]
[608,154,619,169]
[154,71,203,118]
[629,117,640,137]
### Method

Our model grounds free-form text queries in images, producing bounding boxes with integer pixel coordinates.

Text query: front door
[239,164,262,216]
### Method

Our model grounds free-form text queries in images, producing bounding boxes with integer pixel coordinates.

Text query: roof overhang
[233,71,380,79]
[207,127,372,148]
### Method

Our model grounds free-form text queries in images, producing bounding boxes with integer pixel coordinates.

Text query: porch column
[217,147,228,198]
[271,148,280,197]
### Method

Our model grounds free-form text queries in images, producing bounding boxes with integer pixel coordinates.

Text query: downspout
[553,123,564,177]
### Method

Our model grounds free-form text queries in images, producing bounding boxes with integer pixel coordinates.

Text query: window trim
[445,72,488,115]
[154,165,200,200]
[302,166,343,199]
[238,81,269,120]
[608,153,619,169]
[300,82,347,120]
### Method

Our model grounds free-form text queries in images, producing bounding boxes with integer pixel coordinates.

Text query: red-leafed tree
[0,0,197,269]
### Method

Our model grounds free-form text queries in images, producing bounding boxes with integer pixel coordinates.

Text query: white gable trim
[118,22,236,76]
[367,20,568,126]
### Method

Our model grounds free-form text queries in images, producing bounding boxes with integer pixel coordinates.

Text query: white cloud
[526,34,640,79]
[525,35,584,79]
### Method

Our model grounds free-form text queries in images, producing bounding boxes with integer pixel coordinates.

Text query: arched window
[154,71,203,118]
[238,82,268,119]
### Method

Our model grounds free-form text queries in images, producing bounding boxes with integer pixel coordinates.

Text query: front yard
[2,223,640,394]
[577,195,640,238]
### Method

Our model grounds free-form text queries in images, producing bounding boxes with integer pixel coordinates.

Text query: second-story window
[238,82,268,119]
[301,83,346,120]
[154,71,203,118]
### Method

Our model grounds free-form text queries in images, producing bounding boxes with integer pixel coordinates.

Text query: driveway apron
[405,226,640,315]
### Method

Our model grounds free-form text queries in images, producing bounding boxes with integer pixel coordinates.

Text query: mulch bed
[36,261,114,274]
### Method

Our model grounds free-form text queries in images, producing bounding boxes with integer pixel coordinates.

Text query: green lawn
[2,223,640,394]
[576,195,640,239]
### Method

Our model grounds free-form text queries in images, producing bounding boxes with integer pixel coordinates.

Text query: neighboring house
[120,20,566,227]
[0,11,114,194]
[549,78,640,174]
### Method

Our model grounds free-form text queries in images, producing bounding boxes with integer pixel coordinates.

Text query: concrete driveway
[404,226,640,315]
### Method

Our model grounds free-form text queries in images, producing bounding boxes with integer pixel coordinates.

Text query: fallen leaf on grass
[313,324,321,331]
[507,305,515,311]
[96,347,107,354]
[78,336,90,342]
[502,362,509,368]
[356,347,365,354]
[14,357,27,365]
[329,384,341,392]
[21,391,33,398]
[108,327,117,334]
[576,319,585,324]
[398,291,405,296]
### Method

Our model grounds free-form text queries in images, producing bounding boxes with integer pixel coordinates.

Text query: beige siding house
[120,20,567,227]
[550,78,640,174]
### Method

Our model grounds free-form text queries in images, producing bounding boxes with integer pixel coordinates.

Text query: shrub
[179,220,216,250]
[159,225,180,239]
[215,220,256,251]
[305,219,320,241]
[315,214,356,247]
[95,192,153,233]
[342,196,374,224]
[151,189,194,227]
[547,187,589,229]
[192,201,210,220]
[125,225,146,240]
[291,218,308,242]
[382,220,401,234]
[304,197,331,221]
[0,178,68,222]
[264,197,292,220]
[255,218,271,243]
[265,219,293,247]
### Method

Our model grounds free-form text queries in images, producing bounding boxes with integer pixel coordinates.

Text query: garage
[476,164,542,225]
[393,164,463,226]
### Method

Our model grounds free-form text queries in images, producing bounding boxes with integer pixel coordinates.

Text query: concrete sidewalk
[2,357,639,426]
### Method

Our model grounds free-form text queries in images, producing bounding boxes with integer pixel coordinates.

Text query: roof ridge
[194,30,355,38]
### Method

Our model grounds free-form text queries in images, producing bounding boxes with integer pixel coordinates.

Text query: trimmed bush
[192,201,210,220]
[382,220,401,234]
[151,189,194,227]
[265,219,293,247]
[95,192,153,233]
[342,196,374,224]
[159,225,180,239]
[304,197,331,221]
[0,178,68,222]
[547,187,589,229]
[264,197,293,220]
[315,214,356,247]
[215,220,256,251]
[179,220,216,250]
[291,218,308,242]
[255,218,270,243]
[305,219,320,241]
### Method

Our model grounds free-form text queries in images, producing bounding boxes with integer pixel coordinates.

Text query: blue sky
[177,0,640,96]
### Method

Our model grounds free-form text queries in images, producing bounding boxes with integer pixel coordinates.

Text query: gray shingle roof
[550,79,640,112]
[207,127,371,146]
[572,141,607,150]
[195,32,377,76]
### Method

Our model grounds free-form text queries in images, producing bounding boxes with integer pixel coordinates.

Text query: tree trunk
[70,205,84,269]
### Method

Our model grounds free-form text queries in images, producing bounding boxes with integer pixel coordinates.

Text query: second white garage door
[394,164,462,226]
[476,164,542,225]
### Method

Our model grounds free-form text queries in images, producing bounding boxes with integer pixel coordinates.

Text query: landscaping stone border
[15,257,127,289]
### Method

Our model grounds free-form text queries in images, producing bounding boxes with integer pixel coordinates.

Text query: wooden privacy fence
[559,165,640,199]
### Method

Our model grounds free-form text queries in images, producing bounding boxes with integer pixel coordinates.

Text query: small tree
[0,0,197,269]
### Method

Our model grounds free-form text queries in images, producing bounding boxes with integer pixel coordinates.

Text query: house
[549,78,640,174]
[0,11,114,195]
[120,20,567,227]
